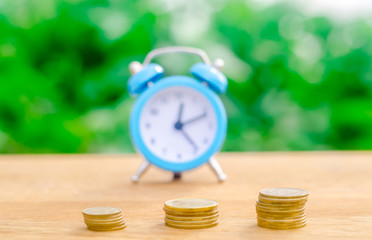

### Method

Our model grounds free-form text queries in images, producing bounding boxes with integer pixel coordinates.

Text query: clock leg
[131,160,150,183]
[208,157,227,182]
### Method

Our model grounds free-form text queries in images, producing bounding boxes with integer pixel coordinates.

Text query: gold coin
[86,220,126,227]
[83,213,123,220]
[257,217,306,225]
[87,223,126,231]
[258,224,306,230]
[163,207,219,217]
[257,216,306,224]
[256,208,305,217]
[256,210,305,218]
[85,221,125,229]
[165,220,219,229]
[259,188,309,199]
[165,213,219,221]
[256,213,306,220]
[164,198,218,212]
[256,200,306,209]
[84,215,124,223]
[164,217,218,226]
[258,221,306,229]
[256,203,305,213]
[257,220,306,229]
[82,207,122,217]
[258,195,307,204]
[258,195,308,203]
[256,205,305,212]
[256,204,305,211]
[86,221,126,227]
[256,212,306,220]
[256,204,306,212]
[85,218,124,225]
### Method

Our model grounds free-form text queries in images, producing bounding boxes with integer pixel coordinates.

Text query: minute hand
[182,112,207,126]
[180,129,198,150]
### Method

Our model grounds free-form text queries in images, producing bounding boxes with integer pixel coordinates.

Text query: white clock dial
[139,86,217,163]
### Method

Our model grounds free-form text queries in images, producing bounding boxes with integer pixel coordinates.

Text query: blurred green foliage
[0,0,372,153]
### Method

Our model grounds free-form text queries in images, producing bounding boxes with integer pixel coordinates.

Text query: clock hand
[180,129,198,151]
[182,112,207,126]
[176,103,184,122]
[174,103,184,130]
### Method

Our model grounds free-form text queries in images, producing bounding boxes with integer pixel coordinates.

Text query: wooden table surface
[1,152,372,239]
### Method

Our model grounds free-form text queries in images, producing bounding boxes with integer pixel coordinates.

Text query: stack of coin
[163,198,219,229]
[82,207,126,231]
[256,188,309,230]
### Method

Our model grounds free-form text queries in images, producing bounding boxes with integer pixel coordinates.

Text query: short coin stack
[163,198,219,229]
[256,188,309,230]
[82,207,126,231]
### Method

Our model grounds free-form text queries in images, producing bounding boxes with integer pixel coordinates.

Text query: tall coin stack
[256,188,309,230]
[82,207,126,231]
[163,198,219,229]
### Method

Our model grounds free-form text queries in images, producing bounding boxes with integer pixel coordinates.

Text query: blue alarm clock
[128,47,228,182]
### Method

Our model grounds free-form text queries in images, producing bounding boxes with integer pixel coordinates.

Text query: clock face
[139,86,217,163]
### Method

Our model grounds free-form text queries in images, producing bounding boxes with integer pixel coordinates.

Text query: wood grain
[0,152,372,239]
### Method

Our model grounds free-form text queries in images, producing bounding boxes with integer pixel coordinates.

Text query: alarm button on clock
[139,86,217,163]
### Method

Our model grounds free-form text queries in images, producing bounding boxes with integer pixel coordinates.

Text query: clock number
[162,148,167,155]
[150,108,158,116]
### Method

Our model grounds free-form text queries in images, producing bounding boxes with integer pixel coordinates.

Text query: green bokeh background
[1,0,372,153]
